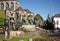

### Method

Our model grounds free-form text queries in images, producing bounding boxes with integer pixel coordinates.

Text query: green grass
[0,10,5,26]
[0,22,4,25]
[0,36,47,41]
[0,38,5,41]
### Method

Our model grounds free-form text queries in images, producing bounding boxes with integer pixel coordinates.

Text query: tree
[35,14,43,21]
[43,14,54,30]
[34,14,43,27]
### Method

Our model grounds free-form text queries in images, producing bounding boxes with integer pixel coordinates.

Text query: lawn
[0,38,3,41]
[0,36,47,41]
[0,10,5,26]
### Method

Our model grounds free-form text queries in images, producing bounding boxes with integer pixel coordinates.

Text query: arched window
[1,3,4,10]
[6,3,9,9]
[15,3,18,9]
[16,12,18,20]
[11,2,14,10]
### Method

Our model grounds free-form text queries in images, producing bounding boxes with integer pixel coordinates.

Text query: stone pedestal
[21,25,36,31]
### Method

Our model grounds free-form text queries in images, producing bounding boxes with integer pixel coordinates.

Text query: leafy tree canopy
[35,14,43,21]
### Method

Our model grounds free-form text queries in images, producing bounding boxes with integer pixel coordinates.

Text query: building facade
[0,0,20,10]
[0,0,34,31]
[53,14,60,29]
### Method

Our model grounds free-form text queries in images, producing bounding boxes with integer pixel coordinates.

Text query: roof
[24,9,33,13]
[15,7,23,11]
[54,14,60,17]
[52,14,60,19]
[0,0,17,1]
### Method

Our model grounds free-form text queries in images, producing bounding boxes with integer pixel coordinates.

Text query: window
[15,3,18,9]
[11,14,13,16]
[16,3,17,5]
[6,2,9,9]
[16,12,18,19]
[11,2,14,10]
[1,3,4,10]
[57,21,59,25]
[10,18,14,20]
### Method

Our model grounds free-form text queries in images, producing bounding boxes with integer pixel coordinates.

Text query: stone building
[0,0,19,10]
[0,0,34,31]
[15,7,34,21]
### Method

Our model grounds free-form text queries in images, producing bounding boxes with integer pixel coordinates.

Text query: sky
[18,0,60,20]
